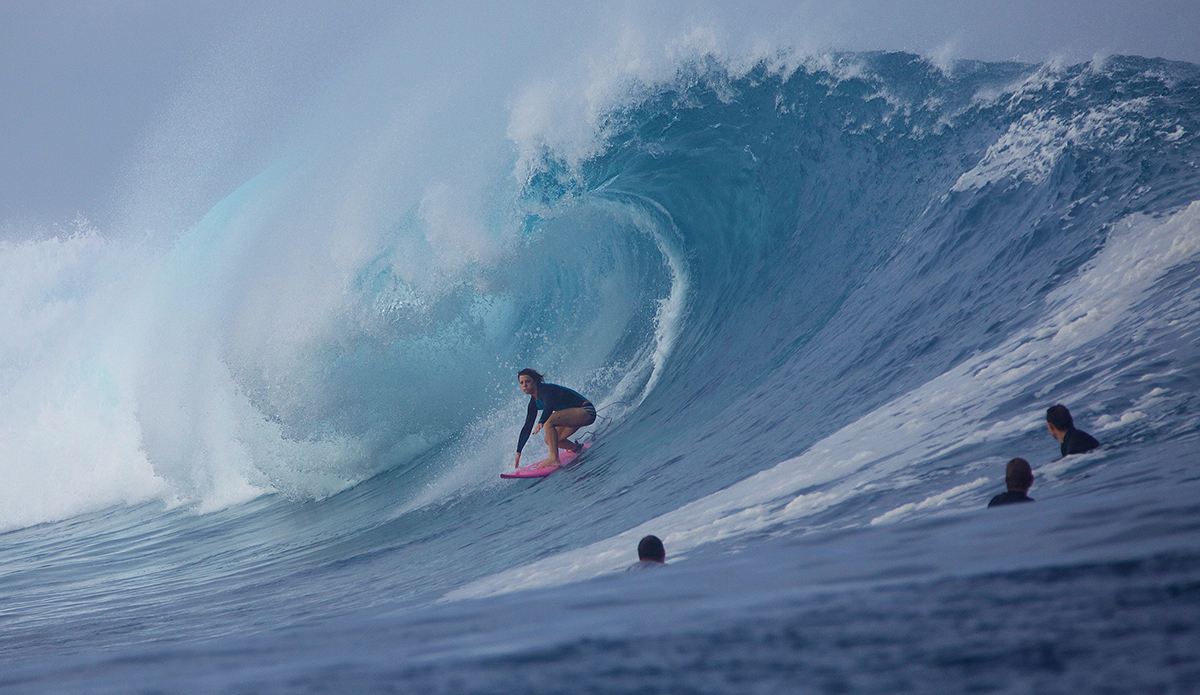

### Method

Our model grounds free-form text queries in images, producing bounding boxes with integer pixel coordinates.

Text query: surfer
[515,368,596,469]
[1046,404,1100,457]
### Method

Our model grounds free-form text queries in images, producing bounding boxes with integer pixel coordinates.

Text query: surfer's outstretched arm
[515,398,538,468]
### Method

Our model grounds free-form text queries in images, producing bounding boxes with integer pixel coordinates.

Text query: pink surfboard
[501,442,593,479]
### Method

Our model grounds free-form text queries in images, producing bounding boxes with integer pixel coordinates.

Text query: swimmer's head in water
[1005,458,1033,493]
[638,535,666,562]
[518,368,544,395]
[1046,404,1074,432]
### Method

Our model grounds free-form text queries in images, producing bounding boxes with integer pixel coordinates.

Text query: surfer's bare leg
[542,424,562,467]
[554,425,581,449]
[538,408,593,467]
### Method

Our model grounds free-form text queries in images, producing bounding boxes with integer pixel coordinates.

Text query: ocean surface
[2,46,1199,693]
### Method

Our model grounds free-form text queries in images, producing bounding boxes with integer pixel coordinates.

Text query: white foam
[0,229,170,531]
[870,477,990,525]
[601,198,691,413]
[951,110,1069,191]
[0,182,417,530]
[952,96,1157,192]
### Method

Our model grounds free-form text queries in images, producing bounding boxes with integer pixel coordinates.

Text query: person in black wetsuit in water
[514,368,596,469]
[1046,404,1100,458]
[988,457,1035,508]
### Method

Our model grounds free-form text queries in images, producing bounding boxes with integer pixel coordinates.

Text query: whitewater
[2,9,1199,694]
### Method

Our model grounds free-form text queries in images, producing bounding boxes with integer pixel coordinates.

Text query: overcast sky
[2,0,1198,228]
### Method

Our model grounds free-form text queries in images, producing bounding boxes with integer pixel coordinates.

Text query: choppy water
[2,46,1199,693]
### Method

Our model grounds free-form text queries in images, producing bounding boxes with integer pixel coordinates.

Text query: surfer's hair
[517,368,544,384]
[638,535,665,562]
[1046,404,1074,431]
[1006,458,1033,492]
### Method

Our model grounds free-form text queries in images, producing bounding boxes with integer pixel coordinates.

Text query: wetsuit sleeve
[537,384,557,424]
[516,398,538,452]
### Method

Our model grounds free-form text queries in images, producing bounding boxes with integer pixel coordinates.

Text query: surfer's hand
[532,423,543,435]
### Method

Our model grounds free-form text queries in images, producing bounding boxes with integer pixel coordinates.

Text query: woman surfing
[514,368,596,469]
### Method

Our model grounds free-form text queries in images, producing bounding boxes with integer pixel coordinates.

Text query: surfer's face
[519,375,537,395]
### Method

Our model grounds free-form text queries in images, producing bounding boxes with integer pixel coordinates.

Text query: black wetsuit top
[988,491,1034,508]
[516,383,590,453]
[1061,428,1100,457]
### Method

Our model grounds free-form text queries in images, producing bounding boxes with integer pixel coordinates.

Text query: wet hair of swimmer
[638,535,666,563]
[1046,404,1074,431]
[518,368,544,384]
[1006,457,1034,493]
